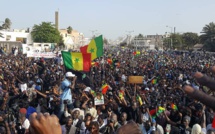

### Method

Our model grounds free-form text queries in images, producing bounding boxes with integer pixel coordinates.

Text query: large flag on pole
[80,35,103,60]
[61,51,91,72]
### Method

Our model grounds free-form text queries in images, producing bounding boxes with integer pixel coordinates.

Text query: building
[0,29,32,53]
[126,34,163,50]
[0,29,32,44]
[193,44,203,51]
[59,29,86,50]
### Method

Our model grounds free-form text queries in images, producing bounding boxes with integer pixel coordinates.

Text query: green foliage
[0,26,3,38]
[134,34,144,40]
[171,33,183,49]
[103,38,108,45]
[2,18,11,30]
[0,18,12,38]
[58,35,65,48]
[31,22,62,43]
[182,32,199,50]
[200,22,215,51]
[67,26,72,34]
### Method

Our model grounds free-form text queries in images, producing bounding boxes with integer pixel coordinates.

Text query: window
[16,37,27,44]
[6,35,11,41]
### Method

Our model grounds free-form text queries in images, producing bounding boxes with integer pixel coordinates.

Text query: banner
[27,52,56,58]
[94,94,104,105]
[128,76,144,84]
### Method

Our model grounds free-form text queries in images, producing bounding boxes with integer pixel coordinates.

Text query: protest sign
[128,76,143,84]
[27,52,56,58]
[94,94,104,105]
[131,61,137,67]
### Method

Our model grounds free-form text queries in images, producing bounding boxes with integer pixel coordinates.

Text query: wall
[0,30,33,44]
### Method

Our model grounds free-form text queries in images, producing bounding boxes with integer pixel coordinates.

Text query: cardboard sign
[94,95,104,105]
[128,76,143,84]
[131,61,137,67]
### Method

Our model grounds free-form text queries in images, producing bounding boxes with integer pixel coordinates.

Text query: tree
[0,26,3,38]
[170,33,183,49]
[200,22,215,51]
[134,34,144,40]
[103,38,109,45]
[182,32,199,50]
[2,18,12,30]
[0,18,12,38]
[31,22,62,43]
[163,38,171,49]
[67,26,73,34]
[58,35,65,48]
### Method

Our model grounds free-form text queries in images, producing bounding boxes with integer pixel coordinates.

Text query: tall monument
[55,11,59,29]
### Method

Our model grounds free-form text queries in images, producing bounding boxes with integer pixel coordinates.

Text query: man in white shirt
[19,108,30,133]
[84,101,97,120]
[72,110,85,134]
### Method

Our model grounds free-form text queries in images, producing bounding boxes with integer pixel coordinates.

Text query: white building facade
[0,29,33,44]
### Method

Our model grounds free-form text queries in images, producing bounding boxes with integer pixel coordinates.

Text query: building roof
[193,44,203,48]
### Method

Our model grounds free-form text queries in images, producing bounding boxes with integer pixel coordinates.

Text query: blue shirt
[61,79,72,101]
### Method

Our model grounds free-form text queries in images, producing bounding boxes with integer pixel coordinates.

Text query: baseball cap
[19,108,27,114]
[66,72,75,77]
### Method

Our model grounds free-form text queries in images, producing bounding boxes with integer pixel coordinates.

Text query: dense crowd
[0,48,214,134]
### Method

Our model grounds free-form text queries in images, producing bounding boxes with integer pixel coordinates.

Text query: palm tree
[200,22,215,51]
[67,26,72,34]
[200,22,215,43]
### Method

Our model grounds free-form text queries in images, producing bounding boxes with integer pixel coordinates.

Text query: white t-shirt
[19,83,27,92]
[22,119,30,129]
[84,87,91,92]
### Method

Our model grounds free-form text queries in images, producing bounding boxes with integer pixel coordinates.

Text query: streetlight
[125,30,134,47]
[90,30,97,38]
[166,26,173,49]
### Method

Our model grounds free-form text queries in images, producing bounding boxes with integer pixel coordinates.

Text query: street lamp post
[90,30,97,38]
[166,26,173,49]
[125,30,134,47]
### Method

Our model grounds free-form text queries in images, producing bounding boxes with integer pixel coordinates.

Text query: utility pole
[90,30,97,38]
[125,30,134,46]
[166,26,173,49]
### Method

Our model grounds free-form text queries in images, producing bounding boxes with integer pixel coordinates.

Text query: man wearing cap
[18,108,30,134]
[58,72,76,119]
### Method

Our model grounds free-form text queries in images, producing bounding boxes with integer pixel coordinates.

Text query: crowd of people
[0,48,214,134]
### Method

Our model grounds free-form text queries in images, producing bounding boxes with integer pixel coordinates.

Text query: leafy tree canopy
[31,22,62,43]
[182,32,199,50]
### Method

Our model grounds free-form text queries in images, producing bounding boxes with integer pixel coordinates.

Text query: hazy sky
[1,0,215,40]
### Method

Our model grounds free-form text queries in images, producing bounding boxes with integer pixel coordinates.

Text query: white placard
[27,52,56,58]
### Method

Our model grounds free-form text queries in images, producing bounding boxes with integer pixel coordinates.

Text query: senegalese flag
[136,51,140,55]
[171,104,178,110]
[91,61,99,67]
[61,51,91,72]
[150,106,166,119]
[90,90,96,97]
[119,92,124,100]
[119,90,125,100]
[101,84,109,94]
[107,59,112,65]
[80,35,103,60]
[133,51,140,56]
[136,95,143,106]
[151,79,157,84]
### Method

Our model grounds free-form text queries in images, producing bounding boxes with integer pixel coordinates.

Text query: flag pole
[102,37,105,81]
[102,57,105,81]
